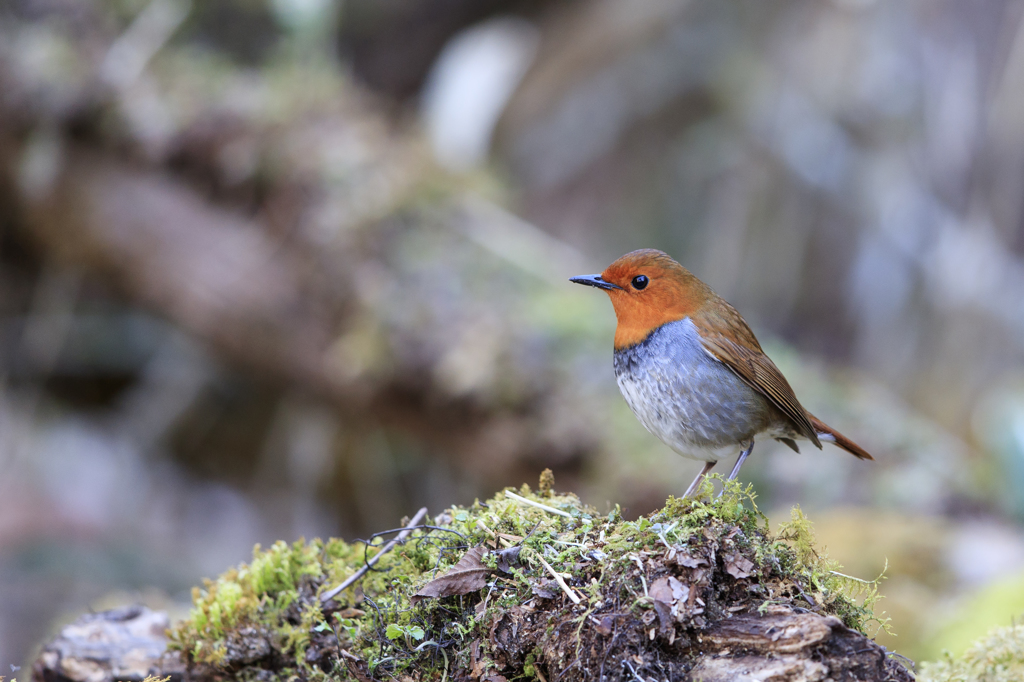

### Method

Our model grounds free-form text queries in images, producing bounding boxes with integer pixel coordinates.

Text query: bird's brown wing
[694,304,821,448]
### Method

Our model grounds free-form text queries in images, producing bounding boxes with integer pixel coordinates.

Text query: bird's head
[571,249,713,349]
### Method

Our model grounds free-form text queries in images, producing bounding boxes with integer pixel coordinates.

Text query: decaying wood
[693,607,904,682]
[702,606,835,653]
[33,603,909,682]
[31,605,184,682]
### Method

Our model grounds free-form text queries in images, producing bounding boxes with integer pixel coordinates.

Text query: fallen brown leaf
[650,576,689,605]
[724,552,755,579]
[531,579,558,599]
[411,546,492,604]
[494,545,522,573]
[470,639,486,679]
[676,552,708,568]
[649,576,675,603]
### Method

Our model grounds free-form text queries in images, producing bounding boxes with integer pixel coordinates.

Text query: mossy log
[33,475,913,682]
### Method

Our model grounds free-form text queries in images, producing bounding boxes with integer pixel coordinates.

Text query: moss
[170,539,324,667]
[919,624,1024,682]
[169,474,891,681]
[773,505,889,634]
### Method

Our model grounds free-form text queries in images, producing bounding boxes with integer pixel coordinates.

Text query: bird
[571,248,872,497]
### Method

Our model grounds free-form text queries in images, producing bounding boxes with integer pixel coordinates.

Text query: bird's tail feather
[809,416,874,461]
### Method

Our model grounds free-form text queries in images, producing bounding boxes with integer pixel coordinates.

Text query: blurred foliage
[919,624,1024,682]
[927,572,1024,662]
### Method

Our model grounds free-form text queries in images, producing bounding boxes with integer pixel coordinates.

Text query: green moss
[169,475,889,680]
[171,539,326,667]
[919,624,1024,682]
[773,505,889,634]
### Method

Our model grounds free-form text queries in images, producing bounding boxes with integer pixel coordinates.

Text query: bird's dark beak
[570,274,623,291]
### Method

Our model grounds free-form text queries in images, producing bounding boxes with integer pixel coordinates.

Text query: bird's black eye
[631,275,649,290]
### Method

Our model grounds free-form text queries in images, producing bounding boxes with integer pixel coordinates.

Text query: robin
[572,249,872,497]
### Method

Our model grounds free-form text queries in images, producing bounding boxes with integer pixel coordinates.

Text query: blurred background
[3,0,1024,668]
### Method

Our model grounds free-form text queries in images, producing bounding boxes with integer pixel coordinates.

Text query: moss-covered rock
[169,474,909,681]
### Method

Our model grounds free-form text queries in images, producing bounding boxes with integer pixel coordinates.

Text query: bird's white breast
[613,318,773,462]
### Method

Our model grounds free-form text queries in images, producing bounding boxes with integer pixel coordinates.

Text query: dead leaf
[411,546,492,604]
[470,639,485,678]
[649,576,675,604]
[531,579,558,599]
[676,553,708,568]
[668,576,689,602]
[650,576,689,606]
[652,599,673,634]
[494,545,521,573]
[724,552,755,579]
[649,575,690,629]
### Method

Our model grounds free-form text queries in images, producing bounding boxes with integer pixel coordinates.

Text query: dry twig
[321,507,429,603]
[537,554,582,605]
[504,491,572,518]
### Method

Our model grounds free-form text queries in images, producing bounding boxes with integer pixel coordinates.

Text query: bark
[31,606,185,682]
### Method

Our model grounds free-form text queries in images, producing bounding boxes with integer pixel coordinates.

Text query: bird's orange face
[572,249,712,349]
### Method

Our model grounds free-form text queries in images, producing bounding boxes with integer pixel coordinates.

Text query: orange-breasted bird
[571,249,872,496]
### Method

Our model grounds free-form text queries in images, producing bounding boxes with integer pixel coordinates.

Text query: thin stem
[504,490,572,518]
[320,507,429,603]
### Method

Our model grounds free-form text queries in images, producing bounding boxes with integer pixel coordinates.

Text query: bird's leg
[683,461,716,498]
[716,442,755,499]
[726,442,755,481]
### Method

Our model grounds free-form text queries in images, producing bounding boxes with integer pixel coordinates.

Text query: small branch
[321,507,428,603]
[537,554,582,605]
[504,490,572,518]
